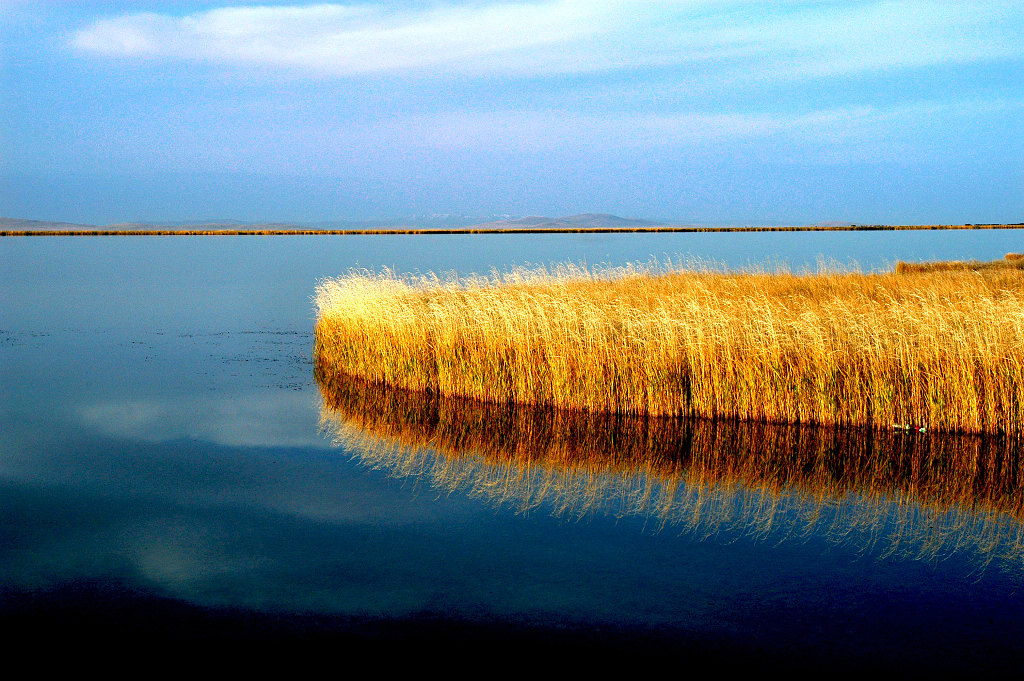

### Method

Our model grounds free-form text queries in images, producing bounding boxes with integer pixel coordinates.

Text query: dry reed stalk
[314,259,1024,434]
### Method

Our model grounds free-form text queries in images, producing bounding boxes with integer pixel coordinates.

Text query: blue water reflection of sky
[2,233,1024,664]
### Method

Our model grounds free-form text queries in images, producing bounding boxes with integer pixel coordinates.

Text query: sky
[1,1,1023,225]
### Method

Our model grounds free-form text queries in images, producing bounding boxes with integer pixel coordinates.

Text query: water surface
[2,230,1024,667]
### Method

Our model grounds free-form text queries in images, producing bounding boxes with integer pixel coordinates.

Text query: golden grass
[318,374,1024,569]
[894,254,1024,274]
[315,256,1024,434]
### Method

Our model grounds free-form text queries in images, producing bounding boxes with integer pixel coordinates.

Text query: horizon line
[3,223,1024,237]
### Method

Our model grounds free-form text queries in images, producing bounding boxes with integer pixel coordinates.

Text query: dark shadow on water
[317,368,1024,575]
[3,580,1021,673]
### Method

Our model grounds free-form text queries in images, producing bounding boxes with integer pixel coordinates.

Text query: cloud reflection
[75,391,323,449]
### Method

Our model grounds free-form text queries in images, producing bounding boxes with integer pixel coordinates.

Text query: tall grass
[314,257,1024,434]
[318,374,1024,569]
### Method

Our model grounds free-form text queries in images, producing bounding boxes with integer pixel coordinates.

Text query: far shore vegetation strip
[3,223,1024,236]
[315,254,1024,436]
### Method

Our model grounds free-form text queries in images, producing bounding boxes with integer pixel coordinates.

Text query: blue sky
[2,1,1022,225]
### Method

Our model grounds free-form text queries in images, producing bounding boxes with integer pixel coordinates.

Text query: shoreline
[3,223,1024,237]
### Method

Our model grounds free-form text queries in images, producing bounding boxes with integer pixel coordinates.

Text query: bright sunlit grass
[314,255,1024,434]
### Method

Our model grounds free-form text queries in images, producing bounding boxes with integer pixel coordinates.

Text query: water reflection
[317,369,1024,573]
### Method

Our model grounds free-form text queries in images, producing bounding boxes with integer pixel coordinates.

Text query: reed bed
[894,254,1024,274]
[317,374,1024,570]
[315,256,1024,434]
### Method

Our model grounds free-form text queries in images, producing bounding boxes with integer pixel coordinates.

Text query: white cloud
[371,98,1024,154]
[70,1,1024,78]
[71,1,622,74]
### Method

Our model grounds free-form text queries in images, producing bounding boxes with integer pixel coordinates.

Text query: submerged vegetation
[317,374,1024,571]
[315,255,1024,434]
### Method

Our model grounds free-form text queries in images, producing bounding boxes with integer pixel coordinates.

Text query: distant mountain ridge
[0,217,95,231]
[0,213,665,231]
[468,213,662,230]
[5,216,1020,234]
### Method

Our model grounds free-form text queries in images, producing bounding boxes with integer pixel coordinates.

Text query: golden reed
[317,374,1024,569]
[314,256,1024,434]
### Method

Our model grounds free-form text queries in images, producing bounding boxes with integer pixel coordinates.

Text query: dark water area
[3,231,1024,669]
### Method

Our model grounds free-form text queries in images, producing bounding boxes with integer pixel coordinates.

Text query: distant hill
[107,220,303,231]
[468,213,663,230]
[2,215,519,231]
[1,213,668,232]
[0,217,313,232]
[0,217,96,231]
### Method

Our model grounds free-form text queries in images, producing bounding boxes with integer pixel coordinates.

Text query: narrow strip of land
[3,224,1023,237]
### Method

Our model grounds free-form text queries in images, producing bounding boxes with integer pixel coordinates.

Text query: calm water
[3,231,1024,667]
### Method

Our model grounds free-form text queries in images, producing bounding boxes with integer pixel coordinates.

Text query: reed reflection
[317,369,1024,573]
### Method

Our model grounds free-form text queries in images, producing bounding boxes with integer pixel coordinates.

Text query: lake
[2,230,1024,668]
